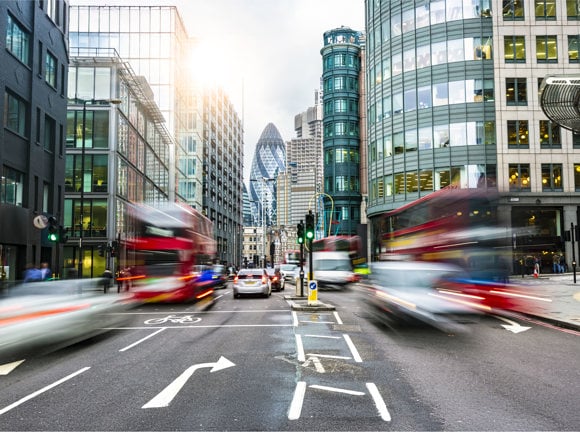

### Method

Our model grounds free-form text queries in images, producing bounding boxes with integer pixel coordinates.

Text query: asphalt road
[0,284,578,431]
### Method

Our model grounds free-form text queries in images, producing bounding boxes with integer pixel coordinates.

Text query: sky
[70,0,365,183]
[154,0,366,183]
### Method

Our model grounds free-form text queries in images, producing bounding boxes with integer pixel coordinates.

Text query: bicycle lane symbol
[144,315,202,325]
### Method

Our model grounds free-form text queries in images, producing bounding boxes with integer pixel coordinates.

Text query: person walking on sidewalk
[553,253,560,273]
[559,254,566,273]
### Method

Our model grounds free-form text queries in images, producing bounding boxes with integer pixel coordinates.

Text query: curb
[284,296,336,311]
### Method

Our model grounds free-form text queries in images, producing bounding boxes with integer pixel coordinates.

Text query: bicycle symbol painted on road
[144,315,202,325]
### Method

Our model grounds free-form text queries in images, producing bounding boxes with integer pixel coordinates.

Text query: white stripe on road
[0,367,90,416]
[309,384,365,396]
[343,334,363,362]
[333,311,343,324]
[292,311,298,327]
[303,334,341,339]
[288,381,306,420]
[366,382,391,421]
[119,328,166,352]
[306,353,351,360]
[295,334,305,362]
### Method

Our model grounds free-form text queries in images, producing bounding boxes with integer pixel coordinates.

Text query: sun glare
[190,38,232,89]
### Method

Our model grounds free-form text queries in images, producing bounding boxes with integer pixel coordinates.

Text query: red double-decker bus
[312,235,365,266]
[375,187,549,314]
[119,202,217,303]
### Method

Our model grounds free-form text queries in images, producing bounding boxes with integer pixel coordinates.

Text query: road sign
[308,280,318,305]
[33,215,48,229]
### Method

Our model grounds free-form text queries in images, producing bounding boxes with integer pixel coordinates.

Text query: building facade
[365,0,580,271]
[0,0,69,281]
[66,50,172,278]
[321,26,365,236]
[69,5,244,269]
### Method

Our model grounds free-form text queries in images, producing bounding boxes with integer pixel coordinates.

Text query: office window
[575,165,580,191]
[509,164,531,191]
[504,0,525,19]
[45,51,57,88]
[504,36,526,62]
[507,120,529,148]
[574,132,580,148]
[535,0,556,19]
[569,35,579,62]
[4,91,27,136]
[539,120,561,148]
[0,166,24,206]
[541,164,562,191]
[536,35,558,62]
[44,114,56,152]
[506,78,527,105]
[6,14,30,66]
[568,0,580,18]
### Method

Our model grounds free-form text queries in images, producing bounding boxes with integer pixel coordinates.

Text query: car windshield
[280,264,296,271]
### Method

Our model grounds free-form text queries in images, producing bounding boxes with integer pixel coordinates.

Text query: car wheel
[234,293,239,299]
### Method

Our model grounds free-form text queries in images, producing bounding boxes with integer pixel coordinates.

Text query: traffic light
[297,221,304,244]
[58,226,69,244]
[305,211,315,240]
[47,217,58,242]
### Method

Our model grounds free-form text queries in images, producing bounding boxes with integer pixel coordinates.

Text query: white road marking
[309,384,365,396]
[299,320,334,324]
[0,367,90,416]
[303,334,341,339]
[493,315,531,333]
[0,360,25,376]
[343,334,363,362]
[306,353,351,360]
[288,381,306,420]
[119,328,166,352]
[366,382,391,421]
[302,355,325,373]
[333,311,343,324]
[104,324,294,330]
[292,311,298,326]
[296,334,306,362]
[142,357,235,409]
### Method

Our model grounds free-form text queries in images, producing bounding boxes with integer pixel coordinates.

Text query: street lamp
[77,98,121,278]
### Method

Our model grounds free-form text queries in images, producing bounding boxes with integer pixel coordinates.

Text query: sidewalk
[510,272,580,331]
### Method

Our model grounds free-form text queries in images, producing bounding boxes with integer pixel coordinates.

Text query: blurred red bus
[375,187,550,314]
[119,202,217,303]
[312,235,366,269]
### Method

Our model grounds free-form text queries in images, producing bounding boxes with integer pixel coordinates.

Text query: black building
[0,0,69,282]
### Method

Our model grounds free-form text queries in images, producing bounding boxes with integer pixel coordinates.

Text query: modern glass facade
[249,123,286,227]
[66,52,172,278]
[365,0,580,271]
[321,27,364,235]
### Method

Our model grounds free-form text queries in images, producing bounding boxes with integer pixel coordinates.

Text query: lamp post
[77,98,121,278]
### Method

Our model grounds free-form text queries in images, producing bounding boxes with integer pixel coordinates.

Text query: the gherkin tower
[249,123,286,227]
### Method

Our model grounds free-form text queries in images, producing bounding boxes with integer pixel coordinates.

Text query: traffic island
[284,295,336,311]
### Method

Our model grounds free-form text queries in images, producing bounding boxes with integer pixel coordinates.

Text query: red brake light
[262,276,267,284]
[234,276,238,283]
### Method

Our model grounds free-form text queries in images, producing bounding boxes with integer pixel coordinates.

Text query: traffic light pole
[299,242,304,297]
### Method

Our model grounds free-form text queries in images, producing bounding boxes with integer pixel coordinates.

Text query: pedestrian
[23,263,42,282]
[553,253,560,274]
[40,262,52,280]
[559,254,566,273]
[533,256,540,278]
[102,268,113,293]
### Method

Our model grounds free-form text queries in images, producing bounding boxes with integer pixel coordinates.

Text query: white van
[309,252,357,288]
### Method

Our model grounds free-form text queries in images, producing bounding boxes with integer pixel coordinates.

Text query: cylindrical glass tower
[321,27,364,235]
[365,0,497,258]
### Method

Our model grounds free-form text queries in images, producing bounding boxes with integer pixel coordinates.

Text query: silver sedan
[232,268,271,298]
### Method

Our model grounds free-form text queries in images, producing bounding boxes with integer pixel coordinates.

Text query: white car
[279,264,297,281]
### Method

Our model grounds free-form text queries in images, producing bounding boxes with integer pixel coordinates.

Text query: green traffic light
[297,236,304,244]
[48,233,58,242]
[306,231,314,240]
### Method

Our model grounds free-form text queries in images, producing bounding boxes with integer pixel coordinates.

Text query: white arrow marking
[494,315,531,333]
[142,356,235,409]
[302,355,325,373]
[0,360,25,376]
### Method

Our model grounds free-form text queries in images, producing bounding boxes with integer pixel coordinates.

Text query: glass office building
[321,27,365,236]
[365,0,580,270]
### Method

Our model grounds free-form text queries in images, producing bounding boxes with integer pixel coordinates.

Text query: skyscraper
[248,123,286,227]
[321,26,365,236]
